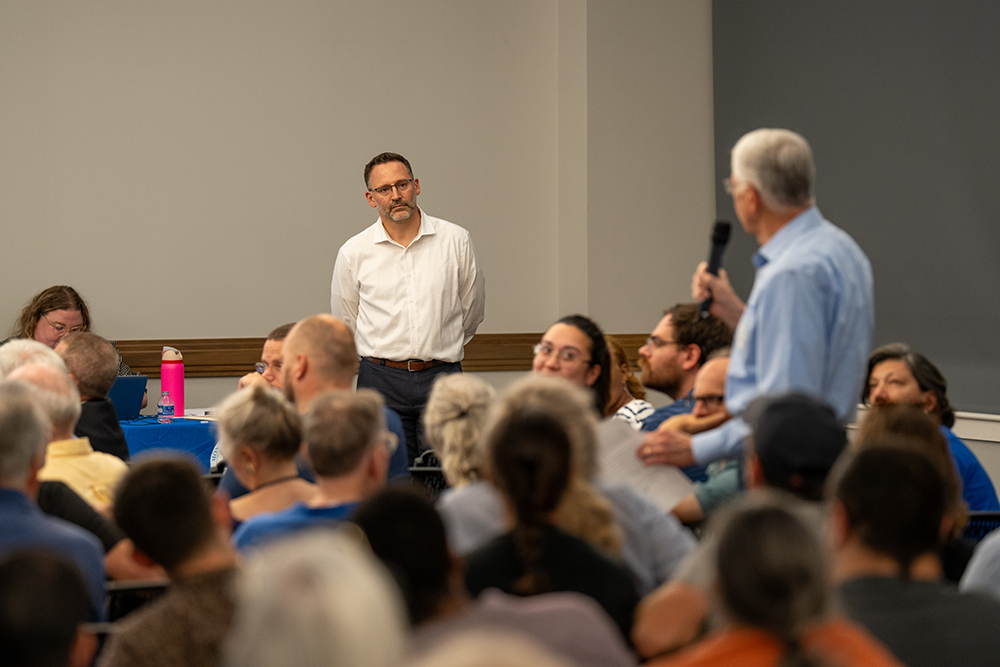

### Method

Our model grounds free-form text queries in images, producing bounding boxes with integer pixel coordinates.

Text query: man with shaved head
[10,363,128,513]
[216,314,409,500]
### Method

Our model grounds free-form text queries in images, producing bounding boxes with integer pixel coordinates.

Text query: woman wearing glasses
[4,285,132,376]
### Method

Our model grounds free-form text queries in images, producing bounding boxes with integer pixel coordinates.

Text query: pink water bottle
[160,346,185,417]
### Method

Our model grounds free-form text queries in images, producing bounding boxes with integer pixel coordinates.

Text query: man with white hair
[645,128,874,469]
[10,363,129,514]
[0,381,105,621]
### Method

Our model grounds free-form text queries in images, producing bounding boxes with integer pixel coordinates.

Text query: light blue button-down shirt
[692,207,874,465]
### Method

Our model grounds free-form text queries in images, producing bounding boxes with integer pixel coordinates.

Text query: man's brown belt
[363,357,446,372]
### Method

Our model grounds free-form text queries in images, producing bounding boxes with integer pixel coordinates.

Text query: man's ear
[69,628,98,667]
[210,492,234,536]
[365,190,377,208]
[745,454,764,489]
[830,499,852,550]
[130,546,157,569]
[680,345,702,372]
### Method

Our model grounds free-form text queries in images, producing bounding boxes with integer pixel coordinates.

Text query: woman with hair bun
[464,402,639,643]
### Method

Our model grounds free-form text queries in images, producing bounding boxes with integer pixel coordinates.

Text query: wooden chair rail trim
[116,333,649,378]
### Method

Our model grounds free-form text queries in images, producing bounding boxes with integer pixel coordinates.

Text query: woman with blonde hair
[216,385,316,525]
[605,335,654,428]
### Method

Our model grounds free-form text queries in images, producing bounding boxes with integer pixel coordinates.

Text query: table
[120,417,218,471]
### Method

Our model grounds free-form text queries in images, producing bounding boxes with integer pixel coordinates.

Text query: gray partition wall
[712,1,1000,413]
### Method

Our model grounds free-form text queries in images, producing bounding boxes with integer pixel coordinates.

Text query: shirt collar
[46,437,94,458]
[752,206,822,269]
[373,208,436,246]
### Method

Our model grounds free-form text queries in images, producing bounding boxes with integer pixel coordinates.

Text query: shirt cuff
[692,418,751,466]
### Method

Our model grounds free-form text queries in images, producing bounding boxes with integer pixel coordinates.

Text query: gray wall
[713,1,1000,413]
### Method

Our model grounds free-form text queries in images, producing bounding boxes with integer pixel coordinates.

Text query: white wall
[3,1,715,409]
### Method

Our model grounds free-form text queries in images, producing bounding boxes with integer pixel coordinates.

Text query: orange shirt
[647,619,904,667]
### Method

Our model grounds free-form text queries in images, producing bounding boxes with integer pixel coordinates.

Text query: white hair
[0,381,52,486]
[224,529,406,667]
[0,340,67,380]
[731,128,815,211]
[408,631,573,667]
[8,364,81,434]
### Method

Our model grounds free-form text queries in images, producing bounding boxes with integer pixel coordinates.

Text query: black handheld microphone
[699,220,732,319]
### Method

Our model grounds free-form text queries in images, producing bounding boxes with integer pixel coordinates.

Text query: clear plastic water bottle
[157,391,175,423]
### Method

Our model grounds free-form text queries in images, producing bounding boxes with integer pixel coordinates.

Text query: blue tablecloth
[120,417,218,471]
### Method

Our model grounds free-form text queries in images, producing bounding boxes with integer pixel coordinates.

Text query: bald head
[691,356,729,419]
[282,315,358,407]
[7,363,81,438]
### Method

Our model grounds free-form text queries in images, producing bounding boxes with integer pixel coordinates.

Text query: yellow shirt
[38,437,129,513]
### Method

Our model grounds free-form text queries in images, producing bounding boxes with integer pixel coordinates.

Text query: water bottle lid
[161,346,183,362]
[161,390,170,397]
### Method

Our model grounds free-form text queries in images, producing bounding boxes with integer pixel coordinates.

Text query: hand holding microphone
[693,221,745,329]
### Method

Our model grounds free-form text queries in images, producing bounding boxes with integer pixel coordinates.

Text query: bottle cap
[161,346,183,362]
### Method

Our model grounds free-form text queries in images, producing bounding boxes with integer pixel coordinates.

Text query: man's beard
[638,358,682,399]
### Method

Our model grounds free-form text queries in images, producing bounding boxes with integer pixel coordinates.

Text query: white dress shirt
[331,210,485,363]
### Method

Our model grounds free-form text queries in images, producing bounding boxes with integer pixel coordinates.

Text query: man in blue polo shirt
[233,389,392,552]
[0,381,105,622]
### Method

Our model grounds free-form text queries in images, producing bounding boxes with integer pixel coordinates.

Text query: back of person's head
[303,389,387,477]
[664,303,734,369]
[0,381,52,487]
[0,552,93,667]
[715,497,828,667]
[113,457,215,571]
[224,530,406,667]
[0,340,67,380]
[745,393,846,501]
[487,406,573,596]
[55,332,118,399]
[289,315,358,386]
[7,364,81,436]
[217,385,302,463]
[266,322,295,342]
[352,486,451,626]
[484,376,621,556]
[605,335,646,401]
[555,315,611,415]
[862,342,955,427]
[731,128,815,211]
[408,631,573,667]
[854,404,966,534]
[12,286,91,340]
[833,445,947,579]
[423,373,495,486]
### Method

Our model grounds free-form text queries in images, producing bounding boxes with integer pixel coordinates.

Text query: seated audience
[0,551,96,667]
[236,322,294,391]
[464,394,640,642]
[4,285,133,376]
[832,445,1000,666]
[668,350,739,524]
[637,303,732,443]
[864,342,999,510]
[436,375,695,596]
[633,393,847,658]
[854,404,972,581]
[216,314,409,498]
[56,332,130,461]
[100,457,239,667]
[0,381,104,622]
[232,389,392,552]
[10,363,128,513]
[223,531,406,667]
[604,335,654,428]
[215,384,316,525]
[648,497,902,667]
[424,373,498,553]
[353,486,636,667]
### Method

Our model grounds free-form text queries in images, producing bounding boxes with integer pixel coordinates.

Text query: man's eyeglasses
[533,343,591,366]
[694,394,725,410]
[369,179,414,198]
[255,361,282,374]
[42,314,85,336]
[644,336,680,350]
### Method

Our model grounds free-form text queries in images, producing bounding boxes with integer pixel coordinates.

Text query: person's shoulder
[338,219,383,253]
[423,213,473,239]
[233,504,302,548]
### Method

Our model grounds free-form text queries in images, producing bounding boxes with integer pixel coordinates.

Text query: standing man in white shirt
[331,153,485,465]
